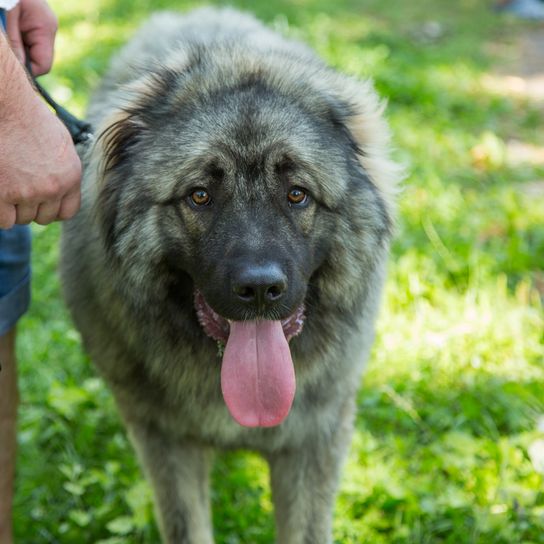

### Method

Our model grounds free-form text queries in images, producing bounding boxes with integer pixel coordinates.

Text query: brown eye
[287,187,308,206]
[189,188,212,207]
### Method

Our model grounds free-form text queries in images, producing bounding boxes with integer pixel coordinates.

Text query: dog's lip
[194,290,305,344]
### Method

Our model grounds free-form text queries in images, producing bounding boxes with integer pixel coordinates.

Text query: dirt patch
[508,28,544,77]
[483,27,544,102]
[481,24,544,176]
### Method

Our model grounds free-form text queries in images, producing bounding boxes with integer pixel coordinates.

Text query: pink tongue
[221,320,296,428]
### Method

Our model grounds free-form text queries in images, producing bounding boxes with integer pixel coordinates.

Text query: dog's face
[94,67,392,427]
[164,103,345,326]
[97,77,362,318]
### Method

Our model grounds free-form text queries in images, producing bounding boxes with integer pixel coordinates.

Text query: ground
[13,1,544,543]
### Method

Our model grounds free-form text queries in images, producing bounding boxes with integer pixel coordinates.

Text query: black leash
[32,78,94,145]
[26,57,94,145]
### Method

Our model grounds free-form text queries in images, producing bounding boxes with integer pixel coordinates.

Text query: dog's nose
[232,263,287,309]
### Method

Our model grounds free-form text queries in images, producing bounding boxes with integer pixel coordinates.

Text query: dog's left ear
[325,75,403,215]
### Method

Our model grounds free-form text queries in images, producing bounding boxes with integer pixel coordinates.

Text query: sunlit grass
[14,0,544,542]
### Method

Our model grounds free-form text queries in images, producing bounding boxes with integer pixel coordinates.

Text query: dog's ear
[325,75,404,215]
[91,109,146,253]
[98,110,144,175]
[90,67,186,254]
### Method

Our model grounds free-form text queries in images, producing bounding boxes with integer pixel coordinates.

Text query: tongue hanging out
[221,320,296,427]
[194,291,303,428]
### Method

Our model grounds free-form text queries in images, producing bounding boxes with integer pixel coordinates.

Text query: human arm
[0,11,81,228]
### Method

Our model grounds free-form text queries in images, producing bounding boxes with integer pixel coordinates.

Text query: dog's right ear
[98,110,144,175]
[91,109,146,254]
[90,67,185,254]
[94,65,184,181]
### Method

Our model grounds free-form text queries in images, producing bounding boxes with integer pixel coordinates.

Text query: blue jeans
[0,7,32,335]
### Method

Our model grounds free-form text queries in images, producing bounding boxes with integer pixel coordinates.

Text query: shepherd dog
[61,8,401,543]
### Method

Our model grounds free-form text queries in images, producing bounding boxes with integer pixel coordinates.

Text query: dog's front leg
[267,419,353,544]
[127,422,214,544]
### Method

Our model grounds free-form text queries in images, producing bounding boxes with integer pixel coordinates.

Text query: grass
[13,0,544,542]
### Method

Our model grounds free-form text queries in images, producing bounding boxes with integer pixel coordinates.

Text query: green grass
[14,0,544,542]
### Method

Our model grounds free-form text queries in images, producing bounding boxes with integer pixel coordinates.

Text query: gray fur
[61,8,400,543]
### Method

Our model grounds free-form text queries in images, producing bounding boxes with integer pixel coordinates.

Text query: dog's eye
[287,187,308,207]
[189,189,212,207]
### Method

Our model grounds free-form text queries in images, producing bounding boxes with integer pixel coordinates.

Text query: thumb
[6,5,25,65]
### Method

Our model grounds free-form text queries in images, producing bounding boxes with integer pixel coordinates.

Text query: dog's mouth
[194,290,305,428]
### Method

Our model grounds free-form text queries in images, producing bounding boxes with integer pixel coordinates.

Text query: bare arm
[0,0,81,229]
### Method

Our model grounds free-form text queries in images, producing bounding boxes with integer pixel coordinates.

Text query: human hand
[6,0,57,75]
[0,36,81,229]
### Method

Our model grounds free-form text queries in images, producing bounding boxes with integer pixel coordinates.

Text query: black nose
[232,263,287,309]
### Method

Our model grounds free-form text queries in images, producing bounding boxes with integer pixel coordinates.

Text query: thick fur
[61,8,401,544]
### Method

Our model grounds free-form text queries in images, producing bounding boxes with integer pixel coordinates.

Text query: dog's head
[92,49,400,427]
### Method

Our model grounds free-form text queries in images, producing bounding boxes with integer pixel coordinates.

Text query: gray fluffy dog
[61,8,401,543]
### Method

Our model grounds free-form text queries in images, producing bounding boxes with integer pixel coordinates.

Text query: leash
[31,78,94,145]
[25,57,94,145]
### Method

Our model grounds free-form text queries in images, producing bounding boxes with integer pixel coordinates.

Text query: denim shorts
[0,226,32,335]
[0,9,32,335]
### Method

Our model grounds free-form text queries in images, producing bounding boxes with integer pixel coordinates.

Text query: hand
[6,0,58,76]
[0,35,82,229]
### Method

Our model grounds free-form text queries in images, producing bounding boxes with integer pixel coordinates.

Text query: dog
[61,8,401,543]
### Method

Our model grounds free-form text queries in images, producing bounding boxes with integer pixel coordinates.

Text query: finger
[56,152,82,221]
[5,6,24,65]
[15,203,39,224]
[24,11,57,76]
[26,33,55,75]
[57,187,81,221]
[35,199,62,225]
[0,202,17,230]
